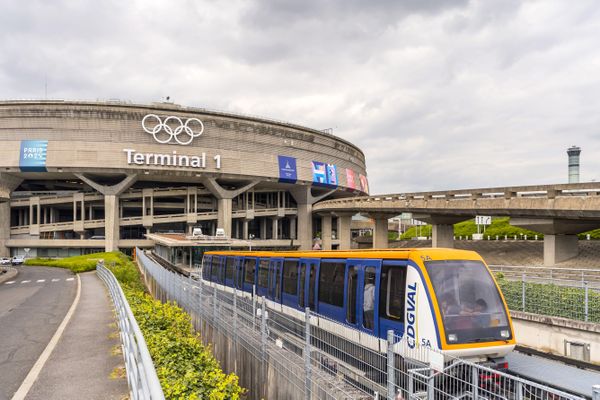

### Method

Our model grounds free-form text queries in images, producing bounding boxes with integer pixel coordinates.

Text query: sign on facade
[20,140,48,172]
[278,155,297,183]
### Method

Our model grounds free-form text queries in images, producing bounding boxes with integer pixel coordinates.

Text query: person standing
[363,275,375,329]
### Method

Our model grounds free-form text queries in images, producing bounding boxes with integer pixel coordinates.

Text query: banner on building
[278,155,297,183]
[312,161,338,187]
[345,169,357,190]
[359,174,369,194]
[20,140,48,172]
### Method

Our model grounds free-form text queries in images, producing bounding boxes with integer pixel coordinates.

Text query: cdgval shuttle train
[201,248,516,368]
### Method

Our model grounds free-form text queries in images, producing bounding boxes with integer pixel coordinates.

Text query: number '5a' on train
[201,248,516,369]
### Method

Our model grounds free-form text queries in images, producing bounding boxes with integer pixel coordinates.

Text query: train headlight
[500,329,510,338]
[448,334,457,343]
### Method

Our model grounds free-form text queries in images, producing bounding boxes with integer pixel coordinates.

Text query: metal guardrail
[96,262,165,400]
[490,266,600,323]
[136,248,588,400]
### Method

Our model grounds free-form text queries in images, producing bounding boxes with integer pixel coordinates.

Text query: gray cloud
[1,0,600,194]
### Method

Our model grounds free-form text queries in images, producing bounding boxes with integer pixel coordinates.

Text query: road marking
[4,281,15,284]
[36,279,46,283]
[11,274,81,400]
[21,280,31,284]
[51,278,60,282]
[66,278,74,281]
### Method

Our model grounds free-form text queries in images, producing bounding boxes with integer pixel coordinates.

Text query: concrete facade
[0,101,368,256]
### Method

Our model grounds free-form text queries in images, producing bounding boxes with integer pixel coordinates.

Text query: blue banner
[278,155,297,183]
[20,140,48,172]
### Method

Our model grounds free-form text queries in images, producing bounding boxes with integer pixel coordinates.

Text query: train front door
[345,259,381,335]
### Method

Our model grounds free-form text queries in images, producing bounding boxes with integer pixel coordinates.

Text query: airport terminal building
[0,100,368,258]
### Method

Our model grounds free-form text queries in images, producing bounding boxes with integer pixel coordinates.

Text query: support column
[510,217,600,266]
[336,212,353,250]
[544,234,579,266]
[217,198,232,237]
[321,214,332,250]
[289,217,297,240]
[432,224,454,248]
[289,186,335,250]
[243,220,249,240]
[0,202,10,256]
[372,215,389,249]
[75,173,137,252]
[201,177,259,239]
[105,195,120,251]
[271,217,280,240]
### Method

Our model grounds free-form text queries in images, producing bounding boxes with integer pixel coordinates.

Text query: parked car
[11,256,24,265]
[0,257,11,266]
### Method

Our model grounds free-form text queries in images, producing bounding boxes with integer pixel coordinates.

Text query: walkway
[24,271,128,400]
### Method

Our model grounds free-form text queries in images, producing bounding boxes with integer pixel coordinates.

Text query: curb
[0,266,18,284]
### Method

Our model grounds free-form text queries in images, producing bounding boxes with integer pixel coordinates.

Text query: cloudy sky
[1,0,599,194]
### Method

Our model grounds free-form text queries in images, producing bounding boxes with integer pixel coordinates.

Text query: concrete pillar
[243,219,249,240]
[373,216,389,249]
[321,214,332,250]
[432,224,454,248]
[337,213,352,250]
[217,198,232,237]
[271,217,279,240]
[296,202,312,250]
[105,195,119,251]
[0,202,10,256]
[544,234,579,266]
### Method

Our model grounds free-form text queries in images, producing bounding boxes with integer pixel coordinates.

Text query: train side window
[274,263,282,301]
[318,261,344,307]
[219,257,226,283]
[225,257,235,282]
[346,266,358,324]
[379,265,406,321]
[258,258,269,288]
[210,257,219,282]
[203,255,212,280]
[282,259,298,295]
[299,264,306,307]
[244,258,256,285]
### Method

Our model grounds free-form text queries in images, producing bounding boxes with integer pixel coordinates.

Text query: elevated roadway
[314,182,600,266]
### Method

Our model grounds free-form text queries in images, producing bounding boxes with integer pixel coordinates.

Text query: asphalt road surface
[0,266,77,400]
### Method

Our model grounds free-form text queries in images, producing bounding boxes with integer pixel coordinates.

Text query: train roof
[204,248,484,262]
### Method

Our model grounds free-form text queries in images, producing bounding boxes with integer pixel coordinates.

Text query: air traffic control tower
[567,145,581,183]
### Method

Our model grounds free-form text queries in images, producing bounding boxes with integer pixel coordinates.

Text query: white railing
[97,262,164,400]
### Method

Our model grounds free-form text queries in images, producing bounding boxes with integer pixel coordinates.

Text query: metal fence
[490,266,600,323]
[97,262,165,400]
[136,249,587,400]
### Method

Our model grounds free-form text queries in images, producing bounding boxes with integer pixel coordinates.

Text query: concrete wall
[512,311,600,364]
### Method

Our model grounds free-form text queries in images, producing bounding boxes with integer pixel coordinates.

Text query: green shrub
[24,251,127,273]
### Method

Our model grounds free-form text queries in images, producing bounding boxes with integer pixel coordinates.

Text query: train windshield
[424,260,512,345]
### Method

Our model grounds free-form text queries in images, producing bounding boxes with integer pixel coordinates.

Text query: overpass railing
[136,248,586,400]
[490,266,600,323]
[97,262,165,400]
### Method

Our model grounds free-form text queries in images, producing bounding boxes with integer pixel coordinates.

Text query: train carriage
[201,248,516,367]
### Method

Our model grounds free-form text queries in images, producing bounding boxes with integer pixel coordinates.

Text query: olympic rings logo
[142,114,204,145]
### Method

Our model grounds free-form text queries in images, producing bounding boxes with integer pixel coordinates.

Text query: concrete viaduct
[313,182,600,266]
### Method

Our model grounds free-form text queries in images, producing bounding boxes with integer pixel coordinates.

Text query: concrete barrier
[512,310,600,365]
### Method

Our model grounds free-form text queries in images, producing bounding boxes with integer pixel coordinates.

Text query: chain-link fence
[136,249,587,400]
[490,266,600,323]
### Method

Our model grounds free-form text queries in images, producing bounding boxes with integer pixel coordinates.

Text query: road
[0,266,77,400]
